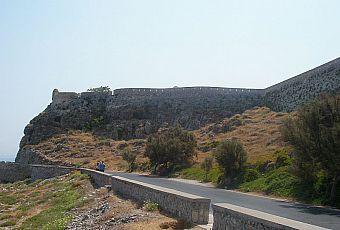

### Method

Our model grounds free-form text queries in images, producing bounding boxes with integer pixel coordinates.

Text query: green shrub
[274,149,291,168]
[239,166,300,197]
[122,149,137,172]
[282,94,340,204]
[201,157,213,182]
[145,124,196,175]
[143,200,159,212]
[243,169,260,182]
[0,219,16,227]
[179,166,222,184]
[214,139,247,185]
[0,194,17,205]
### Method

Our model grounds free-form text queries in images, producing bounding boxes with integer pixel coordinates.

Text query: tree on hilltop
[87,86,111,93]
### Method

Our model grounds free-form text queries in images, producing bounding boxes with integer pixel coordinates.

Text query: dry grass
[0,172,91,229]
[124,219,204,230]
[194,107,289,164]
[24,131,148,171]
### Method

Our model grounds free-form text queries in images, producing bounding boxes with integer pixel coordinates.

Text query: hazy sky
[1,0,340,161]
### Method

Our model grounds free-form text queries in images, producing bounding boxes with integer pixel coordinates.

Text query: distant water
[0,154,15,162]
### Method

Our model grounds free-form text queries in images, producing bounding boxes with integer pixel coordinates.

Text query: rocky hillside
[16,107,289,168]
[194,107,289,163]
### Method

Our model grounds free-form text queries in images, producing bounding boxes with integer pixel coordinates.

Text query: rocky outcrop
[15,148,73,166]
[18,88,264,149]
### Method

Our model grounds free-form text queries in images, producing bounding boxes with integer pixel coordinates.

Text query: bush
[243,169,260,182]
[282,94,340,204]
[87,86,111,93]
[214,139,247,185]
[201,157,213,182]
[144,124,196,175]
[239,166,300,197]
[274,149,291,168]
[179,166,222,184]
[143,200,158,212]
[122,149,137,172]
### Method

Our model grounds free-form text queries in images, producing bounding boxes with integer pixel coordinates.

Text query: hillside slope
[16,107,289,169]
[195,107,289,163]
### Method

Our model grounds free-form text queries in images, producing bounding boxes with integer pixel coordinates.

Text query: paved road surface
[108,171,340,229]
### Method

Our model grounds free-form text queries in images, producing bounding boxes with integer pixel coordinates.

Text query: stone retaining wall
[111,176,210,224]
[212,203,329,230]
[30,165,74,180]
[0,162,31,183]
[80,168,113,187]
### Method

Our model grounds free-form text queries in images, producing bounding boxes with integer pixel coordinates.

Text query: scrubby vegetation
[200,157,213,182]
[122,149,137,172]
[282,93,340,205]
[0,171,89,229]
[144,124,197,175]
[87,86,111,93]
[214,140,247,186]
[142,200,159,212]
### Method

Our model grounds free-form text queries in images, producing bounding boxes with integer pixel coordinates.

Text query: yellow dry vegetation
[24,132,148,171]
[194,107,289,164]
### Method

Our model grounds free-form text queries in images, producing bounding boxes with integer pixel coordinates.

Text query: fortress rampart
[264,57,340,111]
[50,57,340,112]
[113,87,264,97]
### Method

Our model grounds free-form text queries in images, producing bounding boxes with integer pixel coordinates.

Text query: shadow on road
[278,201,340,217]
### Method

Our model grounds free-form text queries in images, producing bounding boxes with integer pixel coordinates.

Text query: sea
[0,154,15,162]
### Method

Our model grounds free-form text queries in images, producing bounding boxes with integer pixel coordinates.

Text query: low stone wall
[212,203,329,230]
[30,165,75,180]
[111,176,210,224]
[0,162,31,183]
[80,168,112,187]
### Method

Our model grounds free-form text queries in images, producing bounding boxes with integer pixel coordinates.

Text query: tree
[214,139,247,185]
[87,86,111,93]
[144,124,197,175]
[122,149,137,172]
[201,157,213,182]
[282,94,340,203]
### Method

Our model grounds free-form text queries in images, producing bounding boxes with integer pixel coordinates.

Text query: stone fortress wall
[51,57,340,112]
[113,86,264,97]
[52,86,264,104]
[264,57,340,111]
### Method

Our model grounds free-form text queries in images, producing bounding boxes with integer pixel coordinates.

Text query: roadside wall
[0,162,31,183]
[212,203,329,230]
[80,168,112,187]
[111,176,210,224]
[30,165,74,180]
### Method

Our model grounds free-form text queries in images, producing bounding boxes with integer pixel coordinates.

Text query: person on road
[98,161,106,172]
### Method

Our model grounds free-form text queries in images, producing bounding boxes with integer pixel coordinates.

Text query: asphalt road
[108,171,340,229]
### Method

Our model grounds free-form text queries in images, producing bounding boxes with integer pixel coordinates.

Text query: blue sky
[1,0,340,161]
